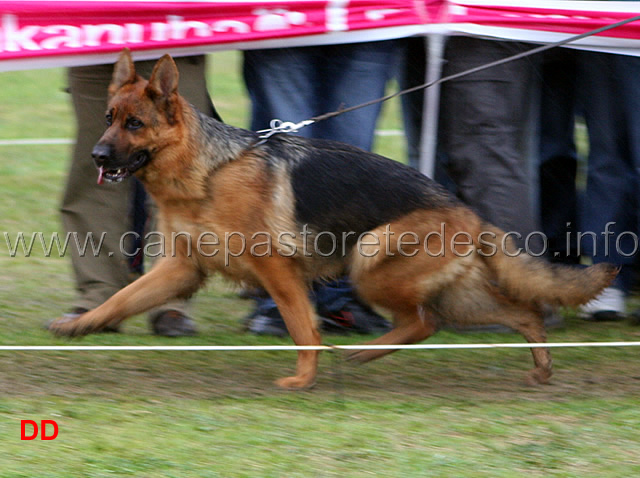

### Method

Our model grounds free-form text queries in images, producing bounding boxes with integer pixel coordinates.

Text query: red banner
[2,1,640,71]
[447,1,640,56]
[0,0,444,69]
[449,1,640,38]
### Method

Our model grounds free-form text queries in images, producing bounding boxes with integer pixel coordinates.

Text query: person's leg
[577,52,639,318]
[614,53,640,270]
[438,38,540,247]
[62,64,134,313]
[398,37,426,170]
[578,52,636,280]
[242,44,396,337]
[242,48,317,133]
[538,48,580,263]
[244,42,397,150]
[317,41,398,151]
[61,56,215,335]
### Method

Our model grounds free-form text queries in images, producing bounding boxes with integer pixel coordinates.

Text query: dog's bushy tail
[479,225,618,307]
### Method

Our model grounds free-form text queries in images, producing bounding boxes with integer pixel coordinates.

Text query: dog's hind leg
[510,315,552,385]
[250,258,321,390]
[347,308,436,363]
[458,304,553,385]
[49,257,203,336]
[434,282,553,385]
[348,250,440,363]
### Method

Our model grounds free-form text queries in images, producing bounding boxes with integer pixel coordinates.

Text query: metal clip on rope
[254,118,315,146]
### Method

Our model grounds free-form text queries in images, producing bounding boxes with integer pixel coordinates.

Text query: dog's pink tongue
[97,166,104,185]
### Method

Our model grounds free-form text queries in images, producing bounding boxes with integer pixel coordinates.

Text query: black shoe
[628,310,640,325]
[150,310,197,337]
[588,310,626,322]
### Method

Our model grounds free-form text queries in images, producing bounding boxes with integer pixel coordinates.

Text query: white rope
[2,342,640,351]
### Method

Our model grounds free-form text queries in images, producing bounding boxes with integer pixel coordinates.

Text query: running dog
[50,49,617,389]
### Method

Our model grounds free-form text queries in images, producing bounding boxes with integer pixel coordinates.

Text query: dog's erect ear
[145,54,180,124]
[147,54,179,97]
[109,48,137,97]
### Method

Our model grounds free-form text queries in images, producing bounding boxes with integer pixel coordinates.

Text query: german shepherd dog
[50,49,616,389]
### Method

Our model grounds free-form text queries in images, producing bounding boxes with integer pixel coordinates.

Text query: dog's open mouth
[97,167,129,184]
[96,151,150,185]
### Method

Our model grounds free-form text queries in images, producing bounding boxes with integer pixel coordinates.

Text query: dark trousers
[438,37,541,249]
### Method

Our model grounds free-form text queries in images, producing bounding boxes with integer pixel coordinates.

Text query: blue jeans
[242,41,397,324]
[577,51,640,290]
[243,41,398,151]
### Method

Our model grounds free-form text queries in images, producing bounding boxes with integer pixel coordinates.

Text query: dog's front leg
[270,285,321,390]
[49,257,203,337]
[251,258,321,389]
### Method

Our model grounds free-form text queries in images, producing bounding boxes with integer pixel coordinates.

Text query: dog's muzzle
[91,144,150,185]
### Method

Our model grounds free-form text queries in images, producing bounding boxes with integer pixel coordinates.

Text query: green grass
[2,51,640,476]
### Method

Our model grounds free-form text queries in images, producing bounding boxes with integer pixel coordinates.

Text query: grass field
[2,51,640,477]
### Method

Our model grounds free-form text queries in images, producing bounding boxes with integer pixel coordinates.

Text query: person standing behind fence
[535,0,640,321]
[241,41,397,336]
[398,36,542,247]
[539,46,640,321]
[436,37,542,251]
[397,36,560,332]
[243,42,397,150]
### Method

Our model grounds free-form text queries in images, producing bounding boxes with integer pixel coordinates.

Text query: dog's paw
[525,368,552,386]
[275,375,316,390]
[48,314,92,337]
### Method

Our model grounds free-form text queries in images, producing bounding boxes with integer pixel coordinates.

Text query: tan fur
[50,50,617,389]
[479,225,619,307]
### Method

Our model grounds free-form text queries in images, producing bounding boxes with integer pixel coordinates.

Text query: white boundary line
[2,342,640,351]
[0,138,73,146]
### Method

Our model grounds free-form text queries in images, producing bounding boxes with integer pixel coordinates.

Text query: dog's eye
[105,113,113,127]
[126,118,144,131]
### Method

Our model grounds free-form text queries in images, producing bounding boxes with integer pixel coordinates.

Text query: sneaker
[246,313,288,337]
[579,287,626,321]
[150,310,197,337]
[321,302,392,335]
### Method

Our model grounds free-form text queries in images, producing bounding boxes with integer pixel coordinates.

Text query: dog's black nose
[91,144,112,166]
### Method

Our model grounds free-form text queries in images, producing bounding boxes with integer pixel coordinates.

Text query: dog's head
[92,49,183,184]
